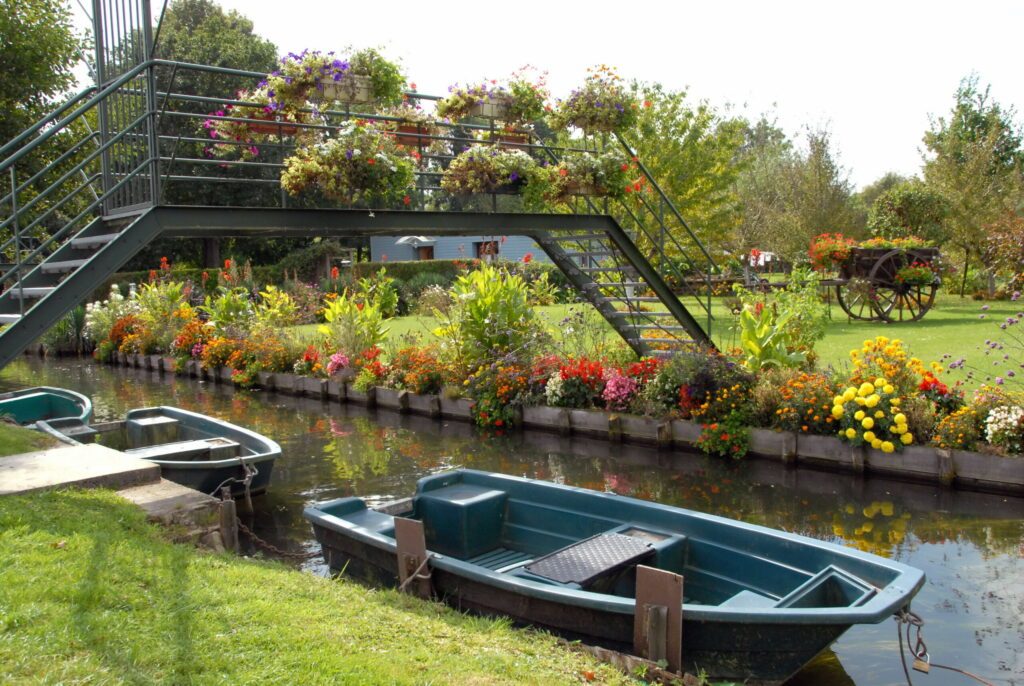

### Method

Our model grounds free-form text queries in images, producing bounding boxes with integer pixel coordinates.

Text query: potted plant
[894,262,939,286]
[281,120,415,206]
[377,103,440,149]
[553,149,633,201]
[202,87,314,160]
[265,50,349,110]
[440,145,537,194]
[808,233,856,270]
[553,65,639,134]
[436,71,548,127]
[317,48,406,107]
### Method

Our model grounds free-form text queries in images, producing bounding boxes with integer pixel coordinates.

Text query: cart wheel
[867,250,939,322]
[835,279,879,321]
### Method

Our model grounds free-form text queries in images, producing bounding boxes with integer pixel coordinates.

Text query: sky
[70,0,1024,189]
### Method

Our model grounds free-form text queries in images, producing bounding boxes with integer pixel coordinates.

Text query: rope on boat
[234,517,320,560]
[896,609,996,686]
[397,553,433,594]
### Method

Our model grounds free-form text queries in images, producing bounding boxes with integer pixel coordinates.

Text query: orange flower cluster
[772,372,838,434]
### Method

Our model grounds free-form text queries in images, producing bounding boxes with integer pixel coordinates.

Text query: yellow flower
[832,406,844,419]
[863,431,876,442]
[862,417,874,429]
[891,424,905,435]
[843,388,856,402]
[871,439,883,449]
[859,382,875,397]
[833,395,844,406]
[865,395,879,408]
[854,410,865,420]
[874,377,886,388]
[881,441,895,453]
[890,397,900,406]
[883,384,894,394]
[894,413,906,425]
[845,428,857,439]
[901,432,913,445]
[855,397,866,406]
[874,410,884,418]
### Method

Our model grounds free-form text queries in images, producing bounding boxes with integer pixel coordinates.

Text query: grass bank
[0,489,633,685]
[0,423,57,457]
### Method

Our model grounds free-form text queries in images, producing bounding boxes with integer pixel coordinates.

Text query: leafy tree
[133,0,285,268]
[627,83,747,256]
[923,75,1024,294]
[867,179,949,243]
[0,0,83,145]
[731,118,795,257]
[857,172,907,211]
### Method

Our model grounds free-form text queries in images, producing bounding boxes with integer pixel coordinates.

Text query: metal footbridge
[0,1,717,370]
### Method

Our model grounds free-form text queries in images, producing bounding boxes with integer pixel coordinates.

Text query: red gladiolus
[330,266,339,280]
[224,259,232,270]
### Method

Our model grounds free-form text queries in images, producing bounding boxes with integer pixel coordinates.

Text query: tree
[867,180,949,243]
[857,172,907,211]
[627,83,748,257]
[923,75,1024,294]
[133,0,283,269]
[731,117,795,257]
[0,0,83,145]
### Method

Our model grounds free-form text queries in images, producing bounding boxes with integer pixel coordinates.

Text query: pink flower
[327,352,350,376]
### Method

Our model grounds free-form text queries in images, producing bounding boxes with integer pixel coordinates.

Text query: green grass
[294,294,1019,390]
[0,489,632,685]
[0,423,57,457]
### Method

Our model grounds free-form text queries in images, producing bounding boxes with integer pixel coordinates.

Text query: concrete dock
[0,443,228,549]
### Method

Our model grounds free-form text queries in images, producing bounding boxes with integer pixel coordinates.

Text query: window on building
[416,245,435,261]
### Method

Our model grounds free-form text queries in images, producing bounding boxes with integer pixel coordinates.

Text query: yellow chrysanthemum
[854,410,865,421]
[863,431,876,442]
[881,441,895,453]
[861,417,874,429]
[894,413,906,425]
[901,433,913,445]
[845,428,857,439]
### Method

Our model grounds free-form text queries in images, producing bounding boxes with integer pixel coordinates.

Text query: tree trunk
[202,238,221,269]
[960,250,970,298]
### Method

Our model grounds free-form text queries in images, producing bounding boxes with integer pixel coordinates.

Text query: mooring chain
[397,554,433,594]
[895,609,996,686]
[234,517,320,560]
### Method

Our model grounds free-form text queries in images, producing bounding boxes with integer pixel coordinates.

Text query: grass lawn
[0,423,57,457]
[0,489,633,685]
[292,293,1019,390]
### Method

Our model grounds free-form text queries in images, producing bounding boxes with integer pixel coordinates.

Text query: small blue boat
[45,406,280,497]
[305,469,925,684]
[0,386,92,428]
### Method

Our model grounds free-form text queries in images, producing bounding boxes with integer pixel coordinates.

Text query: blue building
[369,235,550,263]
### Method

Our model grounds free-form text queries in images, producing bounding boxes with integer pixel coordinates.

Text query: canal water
[3,357,1021,686]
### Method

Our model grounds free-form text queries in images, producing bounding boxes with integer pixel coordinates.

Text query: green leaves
[738,305,806,371]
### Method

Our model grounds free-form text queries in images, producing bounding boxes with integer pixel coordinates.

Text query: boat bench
[125,437,240,461]
[417,483,508,559]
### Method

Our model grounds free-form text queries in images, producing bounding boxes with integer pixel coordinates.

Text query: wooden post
[219,494,239,554]
[394,517,431,599]
[634,565,683,674]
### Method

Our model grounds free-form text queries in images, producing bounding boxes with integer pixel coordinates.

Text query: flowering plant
[769,372,839,434]
[549,149,634,202]
[695,416,749,460]
[545,357,606,409]
[440,146,537,194]
[894,262,938,286]
[322,48,405,107]
[326,352,350,377]
[436,71,547,126]
[387,345,444,394]
[849,336,938,396]
[808,233,855,270]
[281,120,415,206]
[984,405,1024,454]
[293,344,324,377]
[918,372,964,415]
[832,377,914,452]
[202,87,315,161]
[932,406,983,450]
[265,50,349,109]
[858,235,932,250]
[553,65,639,134]
[352,350,389,392]
[602,370,638,411]
[465,362,529,429]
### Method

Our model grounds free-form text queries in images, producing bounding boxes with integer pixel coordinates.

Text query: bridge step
[41,259,89,273]
[8,287,55,299]
[71,233,119,249]
[0,314,22,324]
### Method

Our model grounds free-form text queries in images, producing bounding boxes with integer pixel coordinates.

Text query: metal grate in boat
[467,547,533,571]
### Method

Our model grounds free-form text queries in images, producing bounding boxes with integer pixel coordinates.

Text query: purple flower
[345,149,354,159]
[509,172,520,182]
[995,376,1005,385]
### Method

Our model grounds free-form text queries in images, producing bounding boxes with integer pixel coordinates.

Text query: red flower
[148,269,157,282]
[330,266,339,280]
[643,100,652,108]
[522,253,533,264]
[367,158,375,165]
[558,167,568,176]
[224,259,232,270]
[494,419,504,427]
[402,195,411,205]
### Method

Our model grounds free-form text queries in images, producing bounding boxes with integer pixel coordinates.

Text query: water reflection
[2,357,1022,685]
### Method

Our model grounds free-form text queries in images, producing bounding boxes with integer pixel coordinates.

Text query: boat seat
[126,415,179,445]
[720,590,777,608]
[417,483,507,559]
[125,439,215,461]
[525,532,655,589]
[775,566,876,609]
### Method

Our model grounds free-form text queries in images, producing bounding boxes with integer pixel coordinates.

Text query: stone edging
[101,352,1024,496]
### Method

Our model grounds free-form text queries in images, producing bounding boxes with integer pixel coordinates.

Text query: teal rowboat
[45,406,280,497]
[0,386,92,427]
[305,469,925,684]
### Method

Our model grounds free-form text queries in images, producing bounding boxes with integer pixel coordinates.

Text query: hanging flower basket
[468,96,513,119]
[319,74,374,105]
[248,118,300,136]
[395,123,425,147]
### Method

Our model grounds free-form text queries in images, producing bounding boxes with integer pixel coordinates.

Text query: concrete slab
[0,444,160,495]
[118,479,223,546]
